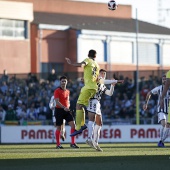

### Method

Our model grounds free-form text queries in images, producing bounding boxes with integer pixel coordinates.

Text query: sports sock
[160,126,164,141]
[55,130,60,146]
[94,124,101,145]
[81,108,85,126]
[162,127,170,142]
[76,110,84,130]
[71,128,75,144]
[61,122,66,136]
[88,121,94,139]
[168,107,170,123]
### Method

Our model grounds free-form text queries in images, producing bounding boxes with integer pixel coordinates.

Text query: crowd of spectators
[0,69,163,125]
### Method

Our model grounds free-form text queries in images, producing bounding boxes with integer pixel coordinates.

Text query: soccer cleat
[56,144,64,149]
[70,143,80,149]
[85,139,97,149]
[157,140,165,147]
[95,145,103,152]
[60,134,65,141]
[70,129,83,137]
[81,124,87,131]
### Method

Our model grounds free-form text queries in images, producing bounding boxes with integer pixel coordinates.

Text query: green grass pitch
[0,143,170,170]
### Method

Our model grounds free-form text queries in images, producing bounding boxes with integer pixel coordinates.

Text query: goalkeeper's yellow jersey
[166,70,170,78]
[83,57,99,90]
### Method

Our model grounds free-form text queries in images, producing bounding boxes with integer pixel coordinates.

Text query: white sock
[94,124,101,145]
[62,127,65,135]
[61,120,66,135]
[60,130,65,136]
[160,126,164,141]
[88,121,94,139]
[162,128,170,142]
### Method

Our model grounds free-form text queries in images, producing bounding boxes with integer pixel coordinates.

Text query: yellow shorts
[77,86,97,106]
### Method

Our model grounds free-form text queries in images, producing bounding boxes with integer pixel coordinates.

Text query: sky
[72,0,170,28]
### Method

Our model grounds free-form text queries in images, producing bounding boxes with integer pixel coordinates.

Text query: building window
[0,19,27,39]
[138,42,158,64]
[41,63,64,73]
[110,41,133,64]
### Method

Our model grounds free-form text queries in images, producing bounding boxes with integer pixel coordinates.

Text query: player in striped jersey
[143,74,170,147]
[160,70,170,121]
[86,69,124,151]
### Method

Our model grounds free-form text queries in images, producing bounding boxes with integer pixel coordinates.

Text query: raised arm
[105,84,115,96]
[104,79,123,96]
[99,78,124,85]
[143,91,152,111]
[65,58,85,67]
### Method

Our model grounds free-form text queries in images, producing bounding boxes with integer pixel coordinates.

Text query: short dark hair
[60,75,67,81]
[88,49,96,58]
[99,69,107,73]
[162,74,166,78]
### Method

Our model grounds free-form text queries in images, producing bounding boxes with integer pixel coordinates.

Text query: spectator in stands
[129,106,136,118]
[0,92,3,104]
[15,100,23,113]
[37,101,47,121]
[28,83,36,97]
[5,104,17,121]
[112,96,121,116]
[0,70,164,125]
[139,76,145,91]
[0,81,8,94]
[0,69,9,83]
[27,103,38,121]
[121,93,132,108]
[16,104,27,125]
[48,69,57,83]
[26,72,38,85]
[0,105,6,123]
[141,84,150,99]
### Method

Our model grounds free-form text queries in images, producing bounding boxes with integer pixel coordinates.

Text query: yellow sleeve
[83,58,89,66]
[166,70,170,78]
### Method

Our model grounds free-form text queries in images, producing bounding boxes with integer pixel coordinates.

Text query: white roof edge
[39,24,70,30]
[81,29,170,40]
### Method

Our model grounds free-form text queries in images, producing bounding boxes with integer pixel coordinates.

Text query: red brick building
[1,0,170,75]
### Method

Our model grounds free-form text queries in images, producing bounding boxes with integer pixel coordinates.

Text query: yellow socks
[168,105,170,124]
[76,110,85,130]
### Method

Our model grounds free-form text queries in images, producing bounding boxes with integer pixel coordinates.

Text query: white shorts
[158,112,168,123]
[86,99,101,115]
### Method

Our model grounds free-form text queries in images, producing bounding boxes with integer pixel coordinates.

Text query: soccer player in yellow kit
[160,70,170,127]
[65,50,100,136]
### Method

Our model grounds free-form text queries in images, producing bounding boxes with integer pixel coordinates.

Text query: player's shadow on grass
[102,145,159,149]
[1,155,170,170]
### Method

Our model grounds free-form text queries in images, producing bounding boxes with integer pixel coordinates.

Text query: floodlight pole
[135,8,140,125]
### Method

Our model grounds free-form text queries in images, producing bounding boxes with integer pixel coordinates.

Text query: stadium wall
[1,125,170,143]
